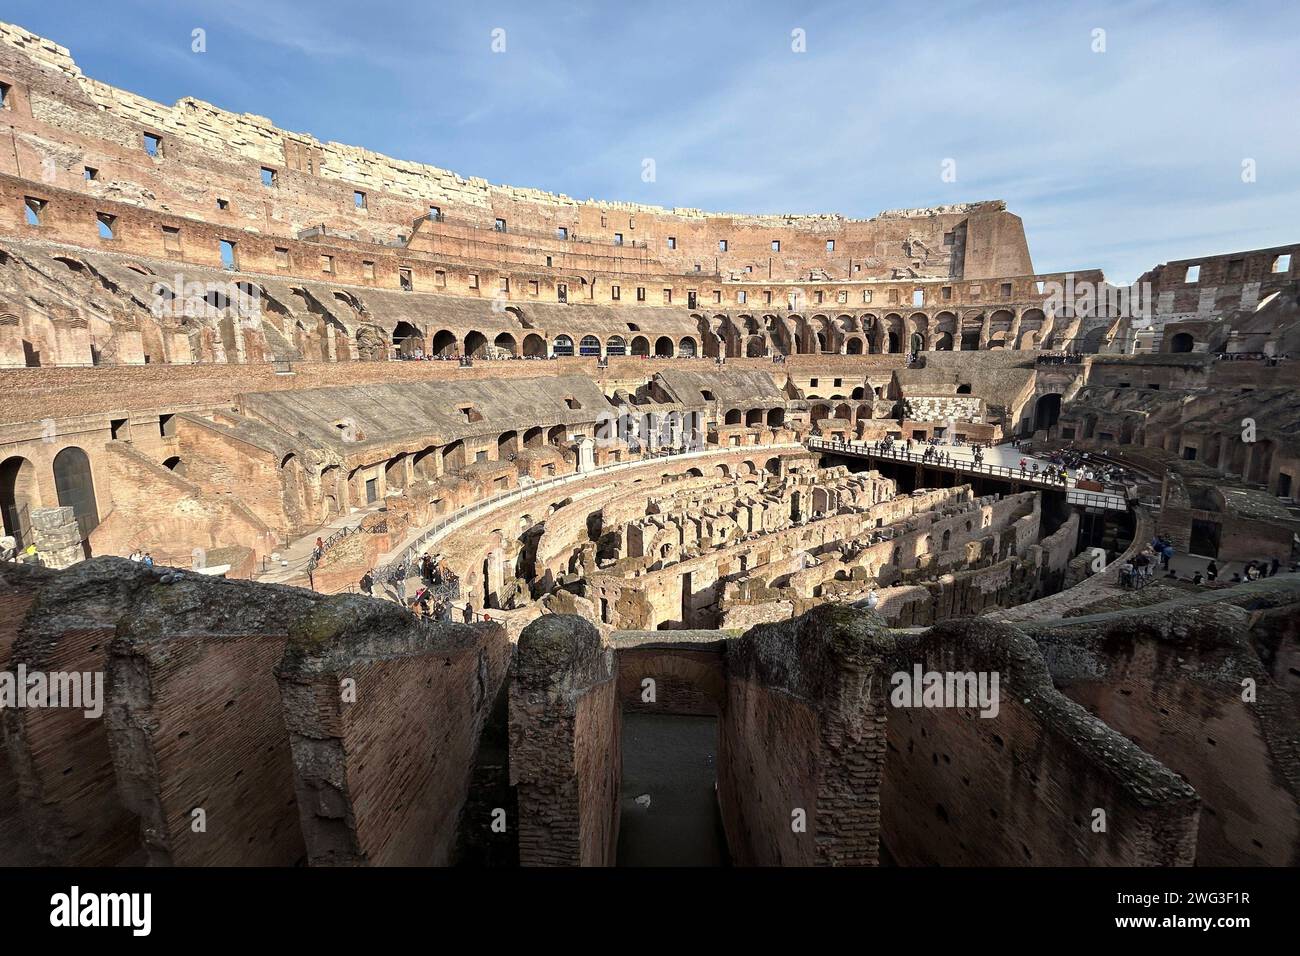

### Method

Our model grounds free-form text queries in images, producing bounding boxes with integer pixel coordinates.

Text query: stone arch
[0,455,39,546]
[493,332,518,357]
[464,330,489,358]
[606,335,627,356]
[552,333,575,357]
[678,336,698,358]
[767,407,785,427]
[522,333,547,358]
[654,336,675,357]
[53,446,100,546]
[724,409,743,425]
[631,335,650,357]
[392,320,425,358]
[1169,331,1195,353]
[579,334,602,357]
[430,329,458,358]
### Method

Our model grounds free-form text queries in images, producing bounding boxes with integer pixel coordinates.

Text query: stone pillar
[30,507,82,569]
[509,615,620,866]
[576,437,596,473]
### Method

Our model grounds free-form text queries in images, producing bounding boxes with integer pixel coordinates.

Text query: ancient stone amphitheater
[0,20,1297,868]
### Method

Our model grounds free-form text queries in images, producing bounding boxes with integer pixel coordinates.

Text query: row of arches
[388,324,701,360]
[1,448,99,551]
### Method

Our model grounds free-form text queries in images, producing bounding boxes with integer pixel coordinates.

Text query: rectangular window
[499,276,510,293]
[96,212,116,240]
[144,133,162,157]
[216,198,229,211]
[611,285,621,301]
[912,289,924,306]
[319,255,334,274]
[83,166,98,181]
[943,231,955,246]
[1273,254,1292,274]
[636,287,646,302]
[359,260,373,279]
[557,226,568,240]
[0,82,10,110]
[942,286,952,300]
[614,233,624,246]
[529,280,539,296]
[467,273,479,290]
[862,290,872,303]
[275,247,290,268]
[838,291,848,303]
[764,290,773,305]
[162,226,182,253]
[1000,282,1012,298]
[888,289,899,304]
[772,240,780,252]
[1184,265,1200,283]
[713,290,722,304]
[737,290,747,304]
[494,218,506,232]
[24,196,44,226]
[400,268,414,291]
[429,205,441,221]
[662,288,672,304]
[353,190,367,209]
[545,255,553,267]
[667,236,676,249]
[719,239,728,252]
[260,167,277,187]
[435,269,446,287]
[815,291,824,304]
[219,240,237,270]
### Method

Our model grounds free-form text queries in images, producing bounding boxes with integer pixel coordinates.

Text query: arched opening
[579,334,602,357]
[384,453,408,491]
[498,431,519,458]
[162,455,187,477]
[630,336,650,357]
[746,335,767,358]
[767,408,785,427]
[765,457,781,475]
[606,335,627,357]
[430,329,458,358]
[522,333,547,358]
[845,337,864,355]
[547,424,567,446]
[810,403,831,421]
[835,404,852,421]
[0,455,38,547]
[464,330,489,358]
[412,448,437,480]
[909,332,925,355]
[678,336,697,358]
[523,427,544,448]
[1033,394,1063,435]
[815,331,827,352]
[934,331,954,350]
[724,409,742,425]
[654,336,674,357]
[493,332,518,357]
[1169,332,1195,353]
[745,408,764,427]
[956,384,972,394]
[53,446,100,548]
[441,440,466,472]
[887,332,900,353]
[392,321,424,358]
[552,334,575,357]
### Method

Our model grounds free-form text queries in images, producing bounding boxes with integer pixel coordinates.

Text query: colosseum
[0,17,1297,874]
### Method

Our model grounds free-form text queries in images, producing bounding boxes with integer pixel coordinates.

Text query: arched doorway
[464,331,488,358]
[630,336,650,357]
[606,335,627,356]
[53,446,100,549]
[522,333,547,358]
[0,455,38,546]
[654,336,674,357]
[1033,394,1063,436]
[493,332,518,357]
[1169,332,1195,353]
[552,334,574,357]
[678,337,697,358]
[392,321,424,358]
[579,334,602,357]
[430,329,458,358]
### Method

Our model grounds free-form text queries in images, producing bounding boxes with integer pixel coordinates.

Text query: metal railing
[806,437,1128,510]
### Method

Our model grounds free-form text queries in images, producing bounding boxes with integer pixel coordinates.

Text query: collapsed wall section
[882,619,1201,866]
[276,599,509,865]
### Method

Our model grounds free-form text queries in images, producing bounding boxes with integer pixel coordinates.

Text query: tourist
[866,588,879,611]
[1205,561,1218,582]
[1191,571,1204,586]
[359,569,374,596]
[462,603,475,624]
[143,552,154,568]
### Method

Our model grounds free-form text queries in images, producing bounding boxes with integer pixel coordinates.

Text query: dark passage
[616,712,728,866]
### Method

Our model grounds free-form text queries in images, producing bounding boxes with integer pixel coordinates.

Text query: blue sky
[5,0,1297,282]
